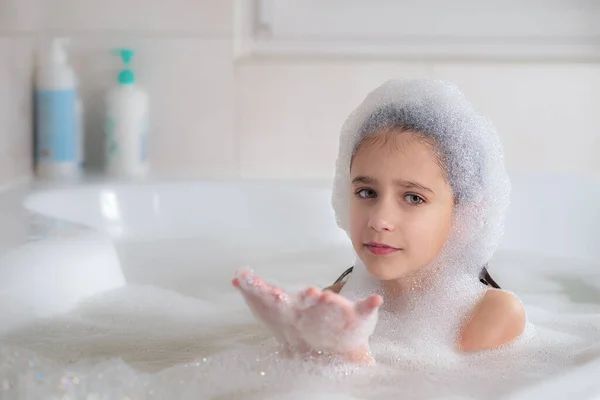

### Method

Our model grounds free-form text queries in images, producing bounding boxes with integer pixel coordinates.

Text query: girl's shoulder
[458,288,526,352]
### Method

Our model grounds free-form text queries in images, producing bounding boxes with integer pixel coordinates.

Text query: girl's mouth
[365,242,401,255]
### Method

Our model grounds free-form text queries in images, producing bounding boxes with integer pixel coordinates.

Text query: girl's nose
[368,201,397,232]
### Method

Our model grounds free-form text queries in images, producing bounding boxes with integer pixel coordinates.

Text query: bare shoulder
[458,289,526,352]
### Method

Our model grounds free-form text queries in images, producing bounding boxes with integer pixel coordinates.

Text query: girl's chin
[363,261,407,281]
[361,256,427,282]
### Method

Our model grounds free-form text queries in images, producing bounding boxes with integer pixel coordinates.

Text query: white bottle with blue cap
[105,48,149,178]
[35,38,83,179]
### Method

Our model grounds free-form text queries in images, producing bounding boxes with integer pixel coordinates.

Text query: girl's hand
[232,269,382,364]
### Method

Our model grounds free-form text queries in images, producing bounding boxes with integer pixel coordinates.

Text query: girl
[232,79,526,365]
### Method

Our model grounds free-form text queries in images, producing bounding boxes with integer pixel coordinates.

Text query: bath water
[2,240,600,399]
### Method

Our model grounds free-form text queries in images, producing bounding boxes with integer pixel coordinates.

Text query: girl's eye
[357,188,377,199]
[405,194,424,205]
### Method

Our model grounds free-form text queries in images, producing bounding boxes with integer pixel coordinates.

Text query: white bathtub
[17,179,352,313]
[2,175,600,399]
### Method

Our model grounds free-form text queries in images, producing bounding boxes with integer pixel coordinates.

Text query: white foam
[2,249,600,399]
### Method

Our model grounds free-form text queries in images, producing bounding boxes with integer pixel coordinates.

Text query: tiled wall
[1,1,600,187]
[0,0,236,186]
[0,37,35,187]
[237,60,600,180]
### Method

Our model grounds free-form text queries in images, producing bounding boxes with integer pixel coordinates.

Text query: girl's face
[349,131,455,281]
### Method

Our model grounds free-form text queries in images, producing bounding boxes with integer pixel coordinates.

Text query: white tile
[42,0,233,37]
[432,63,600,179]
[236,60,432,179]
[0,0,43,33]
[0,38,9,159]
[0,157,16,184]
[0,38,13,187]
[66,38,236,177]
[144,39,236,178]
[6,37,34,178]
[0,37,32,183]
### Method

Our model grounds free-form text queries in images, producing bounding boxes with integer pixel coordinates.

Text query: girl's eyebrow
[394,179,434,194]
[351,175,434,195]
[351,176,376,185]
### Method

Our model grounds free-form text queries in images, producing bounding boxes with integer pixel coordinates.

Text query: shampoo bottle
[105,48,149,178]
[35,38,83,179]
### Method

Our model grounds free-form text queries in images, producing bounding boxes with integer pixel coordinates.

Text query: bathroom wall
[0,35,35,188]
[1,1,600,186]
[237,60,600,180]
[0,0,236,185]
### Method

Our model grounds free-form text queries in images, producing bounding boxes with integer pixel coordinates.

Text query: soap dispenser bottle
[105,48,149,178]
[35,38,83,179]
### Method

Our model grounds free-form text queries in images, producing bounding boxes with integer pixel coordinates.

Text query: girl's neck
[380,266,441,298]
[377,259,468,303]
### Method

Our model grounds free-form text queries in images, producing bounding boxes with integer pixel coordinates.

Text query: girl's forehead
[351,133,444,179]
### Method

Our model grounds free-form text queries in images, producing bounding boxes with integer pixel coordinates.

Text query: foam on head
[332,79,511,277]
